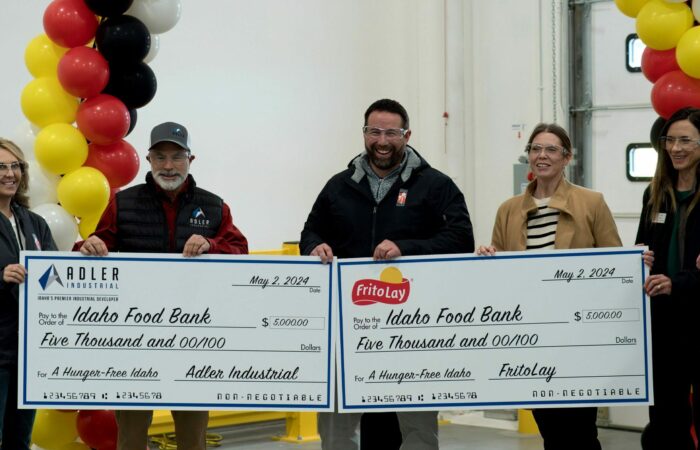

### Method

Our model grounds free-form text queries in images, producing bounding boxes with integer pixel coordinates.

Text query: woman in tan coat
[477,123,621,450]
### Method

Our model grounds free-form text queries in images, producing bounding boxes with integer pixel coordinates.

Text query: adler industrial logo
[189,207,210,228]
[351,267,411,306]
[37,263,119,291]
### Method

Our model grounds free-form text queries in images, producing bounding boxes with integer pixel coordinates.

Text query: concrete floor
[151,419,642,450]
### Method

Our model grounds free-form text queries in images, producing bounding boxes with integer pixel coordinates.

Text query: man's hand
[642,250,654,270]
[696,253,700,270]
[80,236,109,256]
[311,243,334,264]
[373,240,401,260]
[183,235,211,257]
[3,264,26,284]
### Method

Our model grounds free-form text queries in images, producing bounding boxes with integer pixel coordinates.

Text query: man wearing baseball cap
[78,121,248,450]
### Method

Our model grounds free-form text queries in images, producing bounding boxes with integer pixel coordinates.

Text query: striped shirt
[526,197,559,250]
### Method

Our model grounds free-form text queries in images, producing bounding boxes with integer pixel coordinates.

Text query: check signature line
[488,374,644,380]
[172,379,326,383]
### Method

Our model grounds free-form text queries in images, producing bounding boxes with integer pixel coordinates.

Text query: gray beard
[153,172,185,191]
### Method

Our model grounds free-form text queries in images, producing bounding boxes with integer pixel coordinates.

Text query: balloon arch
[18,0,181,448]
[615,0,700,120]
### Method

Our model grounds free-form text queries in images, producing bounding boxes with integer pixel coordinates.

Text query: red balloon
[76,410,118,449]
[97,441,117,450]
[76,94,130,145]
[641,47,680,83]
[110,187,121,202]
[84,140,140,188]
[43,0,99,48]
[58,47,109,98]
[651,70,700,119]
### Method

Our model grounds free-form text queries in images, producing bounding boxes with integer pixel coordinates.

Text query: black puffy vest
[115,174,223,253]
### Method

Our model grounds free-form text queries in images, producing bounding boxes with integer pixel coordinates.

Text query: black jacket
[300,150,474,258]
[635,186,700,299]
[0,204,57,367]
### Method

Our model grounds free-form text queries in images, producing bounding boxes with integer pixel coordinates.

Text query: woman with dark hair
[635,107,700,450]
[0,138,57,449]
[477,123,622,450]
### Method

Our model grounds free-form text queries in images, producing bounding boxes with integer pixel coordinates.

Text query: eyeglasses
[362,126,407,140]
[525,143,566,156]
[148,152,191,164]
[659,136,700,150]
[0,161,24,174]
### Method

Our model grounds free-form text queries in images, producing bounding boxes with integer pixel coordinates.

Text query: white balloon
[10,122,36,160]
[126,0,182,34]
[31,203,78,251]
[694,0,700,22]
[144,34,160,63]
[26,160,60,208]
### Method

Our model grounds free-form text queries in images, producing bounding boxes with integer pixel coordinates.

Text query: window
[626,143,657,181]
[626,34,644,73]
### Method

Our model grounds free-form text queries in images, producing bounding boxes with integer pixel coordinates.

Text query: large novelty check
[337,248,652,412]
[19,252,334,411]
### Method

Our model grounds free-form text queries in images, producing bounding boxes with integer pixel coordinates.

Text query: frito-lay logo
[352,267,410,306]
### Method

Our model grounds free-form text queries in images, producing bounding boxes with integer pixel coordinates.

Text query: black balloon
[96,15,150,63]
[650,116,666,151]
[85,0,134,17]
[103,62,157,109]
[126,108,137,136]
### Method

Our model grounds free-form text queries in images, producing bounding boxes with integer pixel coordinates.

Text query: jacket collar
[521,178,576,249]
[521,177,573,216]
[349,145,425,184]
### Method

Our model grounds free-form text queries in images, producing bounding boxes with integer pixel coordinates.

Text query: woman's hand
[642,250,654,270]
[644,274,672,297]
[476,245,496,256]
[2,264,26,284]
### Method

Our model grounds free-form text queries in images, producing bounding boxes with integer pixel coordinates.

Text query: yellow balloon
[677,26,700,78]
[614,0,651,18]
[79,213,102,239]
[636,0,694,50]
[32,409,79,450]
[58,167,110,218]
[24,34,67,78]
[20,77,78,128]
[35,124,88,175]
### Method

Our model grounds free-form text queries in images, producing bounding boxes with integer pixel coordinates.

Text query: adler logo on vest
[189,207,210,228]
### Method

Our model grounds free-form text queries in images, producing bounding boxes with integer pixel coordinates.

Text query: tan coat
[491,179,622,251]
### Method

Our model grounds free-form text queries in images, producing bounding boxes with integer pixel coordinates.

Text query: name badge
[652,213,666,224]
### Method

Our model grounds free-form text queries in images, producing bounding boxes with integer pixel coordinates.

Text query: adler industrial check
[337,248,652,412]
[18,252,334,411]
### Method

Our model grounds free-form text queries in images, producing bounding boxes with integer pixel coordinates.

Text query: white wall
[1,0,451,250]
[1,1,569,251]
[466,0,566,245]
[590,2,655,247]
